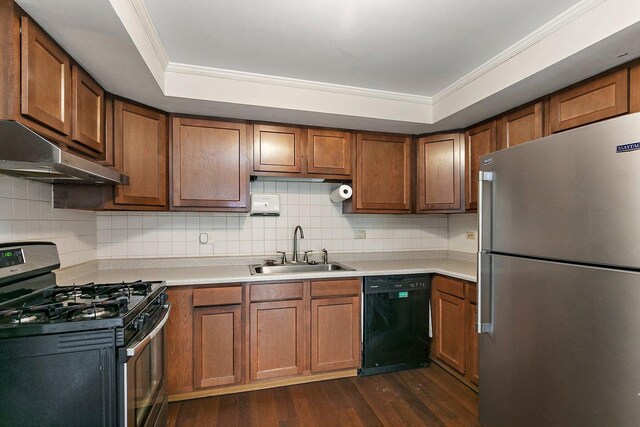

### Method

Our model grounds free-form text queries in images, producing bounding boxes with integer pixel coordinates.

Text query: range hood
[0,121,128,185]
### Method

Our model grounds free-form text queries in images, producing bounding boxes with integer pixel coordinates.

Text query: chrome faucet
[292,225,305,263]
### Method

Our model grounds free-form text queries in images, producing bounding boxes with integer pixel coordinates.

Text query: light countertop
[56,253,476,286]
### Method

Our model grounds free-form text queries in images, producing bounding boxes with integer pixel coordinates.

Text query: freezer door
[480,254,640,427]
[479,112,640,269]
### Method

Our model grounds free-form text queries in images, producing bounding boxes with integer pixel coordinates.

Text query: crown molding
[431,0,607,103]
[130,0,169,69]
[164,62,433,105]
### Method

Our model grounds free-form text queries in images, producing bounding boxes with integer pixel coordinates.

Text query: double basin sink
[249,261,355,275]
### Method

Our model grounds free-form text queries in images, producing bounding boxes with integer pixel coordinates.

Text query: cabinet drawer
[433,275,465,298]
[311,279,360,298]
[467,282,477,304]
[193,285,242,307]
[250,282,303,302]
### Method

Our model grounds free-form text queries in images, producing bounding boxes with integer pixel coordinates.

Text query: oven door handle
[126,302,171,358]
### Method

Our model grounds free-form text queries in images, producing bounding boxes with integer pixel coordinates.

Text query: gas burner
[75,306,109,319]
[10,313,43,324]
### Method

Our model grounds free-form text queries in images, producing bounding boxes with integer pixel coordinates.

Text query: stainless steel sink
[249,262,355,275]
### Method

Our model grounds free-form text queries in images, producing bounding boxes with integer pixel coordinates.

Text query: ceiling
[15,0,640,133]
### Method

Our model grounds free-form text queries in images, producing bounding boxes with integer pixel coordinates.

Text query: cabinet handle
[477,170,494,334]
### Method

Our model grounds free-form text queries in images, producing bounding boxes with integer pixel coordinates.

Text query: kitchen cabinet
[630,63,640,113]
[20,16,71,137]
[192,285,243,389]
[347,132,412,213]
[253,124,302,174]
[249,282,305,381]
[549,68,628,133]
[416,133,464,213]
[171,117,249,211]
[71,65,105,154]
[497,102,544,150]
[113,99,168,208]
[306,128,352,178]
[431,275,478,389]
[310,279,360,373]
[465,121,496,211]
[166,287,194,395]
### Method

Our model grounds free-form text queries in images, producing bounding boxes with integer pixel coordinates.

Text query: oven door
[120,302,171,427]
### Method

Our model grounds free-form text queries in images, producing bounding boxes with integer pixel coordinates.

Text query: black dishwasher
[359,274,431,376]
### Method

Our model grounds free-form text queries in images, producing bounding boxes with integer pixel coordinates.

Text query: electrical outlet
[465,231,476,240]
[354,230,367,239]
[199,232,209,244]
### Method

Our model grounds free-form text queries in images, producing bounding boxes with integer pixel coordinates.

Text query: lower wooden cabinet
[166,278,361,399]
[250,299,305,380]
[431,275,478,389]
[193,305,242,388]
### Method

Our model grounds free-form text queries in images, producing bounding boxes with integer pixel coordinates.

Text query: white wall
[448,213,478,254]
[0,175,97,267]
[96,181,449,259]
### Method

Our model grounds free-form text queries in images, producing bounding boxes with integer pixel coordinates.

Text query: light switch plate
[354,230,367,239]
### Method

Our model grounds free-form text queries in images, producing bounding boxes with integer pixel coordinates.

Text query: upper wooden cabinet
[497,102,544,150]
[20,16,71,136]
[349,133,412,213]
[549,68,628,133]
[416,133,464,213]
[71,65,104,154]
[172,117,249,211]
[630,63,640,114]
[465,121,496,211]
[306,128,352,178]
[253,124,302,173]
[114,100,168,208]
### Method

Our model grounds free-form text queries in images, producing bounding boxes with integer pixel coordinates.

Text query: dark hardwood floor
[168,364,479,426]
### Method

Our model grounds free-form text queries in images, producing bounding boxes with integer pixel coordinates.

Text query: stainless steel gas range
[0,242,170,427]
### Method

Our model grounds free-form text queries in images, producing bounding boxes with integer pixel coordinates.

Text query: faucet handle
[303,250,314,263]
[321,248,328,264]
[276,251,287,264]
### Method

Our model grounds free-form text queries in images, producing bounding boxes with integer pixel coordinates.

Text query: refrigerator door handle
[477,252,493,333]
[478,170,493,251]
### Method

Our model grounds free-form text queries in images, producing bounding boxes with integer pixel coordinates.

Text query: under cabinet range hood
[0,121,128,185]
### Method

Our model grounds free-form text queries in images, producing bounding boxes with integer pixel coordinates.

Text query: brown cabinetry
[253,124,302,174]
[465,121,496,211]
[310,279,360,373]
[431,275,478,389]
[306,128,352,178]
[630,63,640,114]
[20,16,71,136]
[114,100,168,208]
[416,133,464,213]
[549,68,628,133]
[497,102,544,150]
[349,132,411,213]
[166,287,194,395]
[171,117,249,211]
[71,65,105,154]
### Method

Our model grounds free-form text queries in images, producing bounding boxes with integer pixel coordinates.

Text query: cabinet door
[71,65,104,154]
[465,121,496,211]
[416,133,463,213]
[113,100,168,207]
[433,290,466,374]
[631,63,640,114]
[172,117,248,210]
[497,102,543,150]
[306,129,352,177]
[166,287,194,394]
[311,296,360,373]
[354,133,411,212]
[193,305,242,388]
[20,16,71,135]
[250,300,305,380]
[253,124,301,173]
[467,302,479,386]
[549,68,628,133]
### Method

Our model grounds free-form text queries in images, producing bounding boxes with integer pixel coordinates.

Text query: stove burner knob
[133,318,144,331]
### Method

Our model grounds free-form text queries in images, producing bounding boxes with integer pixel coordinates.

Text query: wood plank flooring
[168,364,479,426]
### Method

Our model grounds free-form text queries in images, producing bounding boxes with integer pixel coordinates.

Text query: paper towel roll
[330,184,353,203]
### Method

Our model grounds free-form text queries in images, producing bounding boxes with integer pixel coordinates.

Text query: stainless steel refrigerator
[478,112,640,426]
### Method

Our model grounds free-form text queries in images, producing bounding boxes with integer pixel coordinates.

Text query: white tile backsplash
[0,175,97,267]
[96,181,448,259]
